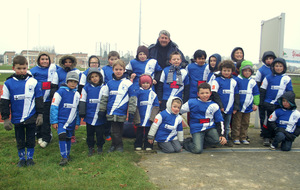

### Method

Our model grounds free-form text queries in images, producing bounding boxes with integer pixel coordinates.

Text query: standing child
[207,53,221,85]
[79,68,106,156]
[157,51,190,110]
[99,59,136,153]
[126,45,162,92]
[100,51,120,141]
[148,96,184,153]
[29,52,58,148]
[260,58,293,146]
[231,61,260,145]
[50,71,81,166]
[269,91,300,151]
[0,55,43,167]
[231,47,245,77]
[181,83,227,154]
[211,60,239,146]
[133,74,160,151]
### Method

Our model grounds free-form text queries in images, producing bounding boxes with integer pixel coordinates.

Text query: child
[79,68,106,156]
[51,55,81,144]
[186,49,210,99]
[100,51,120,141]
[231,47,244,77]
[181,83,226,154]
[0,55,43,167]
[157,51,190,110]
[260,58,293,146]
[50,71,81,166]
[269,91,300,151]
[29,52,58,148]
[126,45,162,92]
[133,74,160,151]
[148,96,184,153]
[231,60,260,145]
[99,59,136,153]
[207,53,221,85]
[78,55,101,94]
[211,60,239,146]
[255,51,276,136]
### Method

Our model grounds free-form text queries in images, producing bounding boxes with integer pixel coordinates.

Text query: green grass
[0,125,157,190]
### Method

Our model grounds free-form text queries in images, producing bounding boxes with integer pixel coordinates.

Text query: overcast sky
[1,0,300,63]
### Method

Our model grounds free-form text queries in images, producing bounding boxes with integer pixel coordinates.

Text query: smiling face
[209,57,217,68]
[141,82,150,90]
[197,88,211,102]
[113,64,125,79]
[274,62,284,74]
[221,67,232,78]
[39,55,50,67]
[196,56,206,66]
[158,34,170,47]
[13,64,27,75]
[234,49,244,61]
[108,56,118,66]
[64,58,73,68]
[89,57,99,68]
[171,101,181,115]
[138,52,147,62]
[170,54,182,67]
[242,68,252,78]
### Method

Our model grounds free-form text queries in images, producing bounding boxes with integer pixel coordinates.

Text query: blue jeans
[184,128,220,154]
[272,132,293,151]
[222,113,232,140]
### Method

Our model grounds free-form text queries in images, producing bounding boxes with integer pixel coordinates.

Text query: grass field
[0,125,157,190]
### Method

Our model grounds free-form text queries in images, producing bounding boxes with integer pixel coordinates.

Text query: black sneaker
[26,159,35,166]
[107,146,116,153]
[116,147,124,153]
[59,158,68,166]
[88,148,94,157]
[17,160,26,167]
[97,147,103,154]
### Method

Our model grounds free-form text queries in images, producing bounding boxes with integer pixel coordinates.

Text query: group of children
[1,45,300,167]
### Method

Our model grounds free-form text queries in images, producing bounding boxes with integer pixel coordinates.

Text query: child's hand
[130,73,136,80]
[219,136,227,145]
[153,79,157,85]
[233,110,237,114]
[148,139,154,144]
[75,125,79,130]
[252,105,258,111]
[52,124,58,130]
[221,108,224,113]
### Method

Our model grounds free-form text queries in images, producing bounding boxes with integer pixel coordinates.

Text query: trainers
[105,136,112,141]
[270,144,276,150]
[241,140,250,145]
[116,147,124,152]
[97,147,103,154]
[59,158,68,166]
[145,148,152,151]
[17,160,26,167]
[107,146,116,153]
[246,136,251,142]
[71,136,76,144]
[135,147,142,151]
[38,138,43,145]
[233,140,241,145]
[26,159,35,166]
[263,138,270,146]
[88,148,94,157]
[40,141,48,148]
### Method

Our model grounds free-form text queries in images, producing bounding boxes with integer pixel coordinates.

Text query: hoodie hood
[231,47,244,62]
[59,55,77,70]
[166,96,183,115]
[87,68,103,86]
[262,51,276,65]
[208,53,221,72]
[37,51,51,67]
[271,57,287,75]
[239,60,254,78]
[278,91,296,110]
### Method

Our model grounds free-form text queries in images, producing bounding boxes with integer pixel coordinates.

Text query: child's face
[274,62,284,73]
[89,58,99,68]
[282,98,291,109]
[234,50,243,61]
[141,82,150,90]
[196,56,206,66]
[113,64,125,78]
[209,57,217,68]
[265,56,274,66]
[67,80,78,89]
[221,67,232,78]
[170,55,182,67]
[171,101,181,115]
[108,56,118,66]
[64,59,73,68]
[242,68,252,78]
[197,88,211,102]
[39,55,50,67]
[90,73,100,84]
[138,52,147,62]
[13,64,27,75]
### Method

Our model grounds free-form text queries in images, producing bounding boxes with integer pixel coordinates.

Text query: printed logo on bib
[14,94,25,100]
[271,85,280,90]
[170,81,179,89]
[222,90,232,94]
[64,103,76,108]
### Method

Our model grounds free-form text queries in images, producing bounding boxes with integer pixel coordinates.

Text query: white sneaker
[270,144,276,150]
[38,138,43,145]
[135,147,142,151]
[40,141,48,148]
[242,140,250,145]
[145,148,152,151]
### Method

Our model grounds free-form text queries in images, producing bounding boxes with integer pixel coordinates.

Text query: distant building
[20,50,39,66]
[72,53,88,68]
[3,51,16,65]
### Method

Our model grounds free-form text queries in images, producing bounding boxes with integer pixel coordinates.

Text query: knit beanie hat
[139,74,153,88]
[136,45,149,60]
[66,71,79,82]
